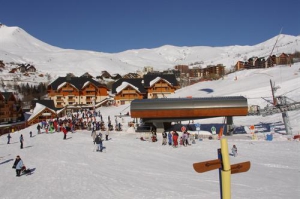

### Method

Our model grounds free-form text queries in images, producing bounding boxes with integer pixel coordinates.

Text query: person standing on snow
[7,133,12,144]
[12,155,23,177]
[62,127,67,140]
[20,134,24,149]
[162,131,167,145]
[168,132,172,146]
[94,134,103,152]
[105,129,109,141]
[91,130,97,144]
[37,124,41,134]
[172,131,179,147]
[232,145,238,157]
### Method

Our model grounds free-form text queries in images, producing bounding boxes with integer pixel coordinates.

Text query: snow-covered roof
[27,103,56,121]
[82,81,91,89]
[149,76,172,87]
[57,82,78,91]
[57,82,67,91]
[116,82,140,94]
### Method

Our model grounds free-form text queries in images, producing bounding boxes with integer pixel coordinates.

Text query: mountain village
[0,24,300,136]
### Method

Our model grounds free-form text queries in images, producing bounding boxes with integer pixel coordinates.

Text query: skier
[37,124,41,134]
[91,130,97,144]
[29,131,32,138]
[20,134,24,149]
[7,133,11,144]
[162,131,167,145]
[172,131,179,147]
[94,134,103,152]
[105,129,109,141]
[182,133,187,146]
[12,155,24,177]
[232,145,238,157]
[62,127,67,140]
[168,132,172,146]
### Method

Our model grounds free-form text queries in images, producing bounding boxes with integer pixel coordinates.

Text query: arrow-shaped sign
[193,159,250,174]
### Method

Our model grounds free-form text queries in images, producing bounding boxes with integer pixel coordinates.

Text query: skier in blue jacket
[12,155,24,177]
[168,132,173,146]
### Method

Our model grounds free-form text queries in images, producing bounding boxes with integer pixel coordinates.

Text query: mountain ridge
[0,25,299,76]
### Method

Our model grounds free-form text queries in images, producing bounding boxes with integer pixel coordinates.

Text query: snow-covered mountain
[0,24,299,77]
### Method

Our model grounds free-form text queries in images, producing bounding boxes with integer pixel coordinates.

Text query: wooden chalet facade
[187,64,225,79]
[143,74,179,99]
[19,64,36,73]
[111,74,179,105]
[27,100,63,125]
[276,53,292,65]
[47,76,109,108]
[112,78,146,105]
[0,92,23,124]
[235,53,293,71]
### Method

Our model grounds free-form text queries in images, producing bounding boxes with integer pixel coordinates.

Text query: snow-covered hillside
[0,51,300,198]
[170,62,300,134]
[0,24,299,77]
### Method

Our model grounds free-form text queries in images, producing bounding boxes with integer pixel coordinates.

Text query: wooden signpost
[193,159,250,174]
[193,138,251,199]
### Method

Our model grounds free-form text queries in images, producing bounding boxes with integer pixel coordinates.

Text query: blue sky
[1,0,299,53]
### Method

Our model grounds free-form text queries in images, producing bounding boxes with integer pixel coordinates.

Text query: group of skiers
[148,130,193,147]
[164,131,192,147]
[91,129,110,152]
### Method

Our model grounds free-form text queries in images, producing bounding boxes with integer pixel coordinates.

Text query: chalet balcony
[152,88,172,92]
[56,98,64,102]
[154,83,168,87]
[116,96,142,100]
[67,98,76,102]
[86,89,96,91]
[122,90,137,94]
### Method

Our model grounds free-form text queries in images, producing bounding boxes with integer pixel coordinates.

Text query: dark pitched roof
[80,72,94,78]
[143,74,178,87]
[32,100,57,111]
[111,78,146,94]
[49,77,107,90]
[1,92,14,100]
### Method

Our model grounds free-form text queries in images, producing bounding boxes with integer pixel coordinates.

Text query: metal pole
[218,148,223,199]
[282,111,293,135]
